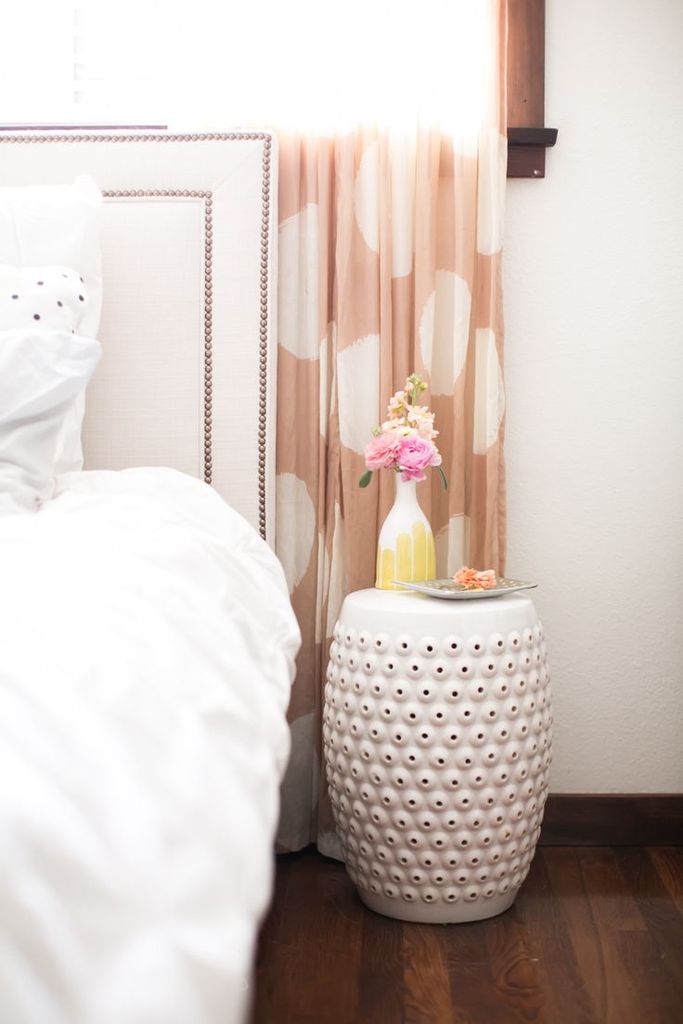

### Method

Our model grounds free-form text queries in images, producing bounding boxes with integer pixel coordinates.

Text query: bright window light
[1,0,499,136]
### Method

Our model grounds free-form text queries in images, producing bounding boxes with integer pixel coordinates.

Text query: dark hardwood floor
[252,845,683,1024]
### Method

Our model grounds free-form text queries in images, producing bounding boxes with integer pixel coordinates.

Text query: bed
[0,132,300,1024]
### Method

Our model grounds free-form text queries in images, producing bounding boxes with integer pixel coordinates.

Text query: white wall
[504,0,683,792]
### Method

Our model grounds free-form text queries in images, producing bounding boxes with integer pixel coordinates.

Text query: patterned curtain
[274,3,507,854]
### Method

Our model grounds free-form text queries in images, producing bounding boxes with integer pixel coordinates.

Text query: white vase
[375,474,436,590]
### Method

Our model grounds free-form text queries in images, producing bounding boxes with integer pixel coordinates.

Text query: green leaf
[437,465,449,491]
[359,470,373,488]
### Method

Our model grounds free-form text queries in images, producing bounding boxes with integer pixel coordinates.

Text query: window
[1,0,555,175]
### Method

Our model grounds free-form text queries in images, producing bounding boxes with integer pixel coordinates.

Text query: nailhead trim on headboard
[258,135,272,539]
[102,189,214,485]
[0,133,273,539]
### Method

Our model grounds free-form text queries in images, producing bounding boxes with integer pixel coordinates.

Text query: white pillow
[0,329,101,515]
[0,265,92,471]
[0,177,102,473]
[0,264,89,332]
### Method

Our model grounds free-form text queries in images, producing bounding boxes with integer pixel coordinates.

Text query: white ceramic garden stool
[323,588,552,924]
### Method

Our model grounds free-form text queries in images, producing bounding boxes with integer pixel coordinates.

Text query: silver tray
[392,577,537,599]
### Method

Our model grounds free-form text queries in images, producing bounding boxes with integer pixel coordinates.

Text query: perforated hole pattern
[323,617,552,911]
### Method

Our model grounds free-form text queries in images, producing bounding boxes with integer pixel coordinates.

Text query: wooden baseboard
[281,795,683,859]
[540,794,683,846]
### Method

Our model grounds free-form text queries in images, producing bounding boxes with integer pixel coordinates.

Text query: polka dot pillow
[0,265,89,332]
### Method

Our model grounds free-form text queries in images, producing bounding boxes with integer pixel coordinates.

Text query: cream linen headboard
[0,131,277,541]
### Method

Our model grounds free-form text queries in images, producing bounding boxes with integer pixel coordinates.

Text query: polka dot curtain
[275,2,508,853]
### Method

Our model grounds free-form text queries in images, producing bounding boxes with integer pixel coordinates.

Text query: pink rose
[396,436,441,482]
[364,431,402,471]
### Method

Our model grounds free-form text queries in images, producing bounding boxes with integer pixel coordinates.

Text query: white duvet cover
[0,468,300,1024]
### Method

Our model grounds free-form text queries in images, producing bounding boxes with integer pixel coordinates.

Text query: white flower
[405,404,437,440]
[381,419,416,438]
[387,390,408,419]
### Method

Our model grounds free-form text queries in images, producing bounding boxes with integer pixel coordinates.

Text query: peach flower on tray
[454,566,497,590]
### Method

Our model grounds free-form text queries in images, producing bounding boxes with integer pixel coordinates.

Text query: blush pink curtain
[274,2,507,853]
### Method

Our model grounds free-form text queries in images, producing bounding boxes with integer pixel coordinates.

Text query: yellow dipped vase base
[374,479,436,591]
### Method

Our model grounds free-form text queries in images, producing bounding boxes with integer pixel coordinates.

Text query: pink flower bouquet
[359,374,447,489]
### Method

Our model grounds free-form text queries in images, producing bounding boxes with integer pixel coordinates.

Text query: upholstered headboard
[0,131,277,541]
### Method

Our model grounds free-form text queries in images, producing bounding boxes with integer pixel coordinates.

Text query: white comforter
[0,468,300,1024]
